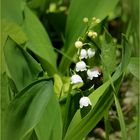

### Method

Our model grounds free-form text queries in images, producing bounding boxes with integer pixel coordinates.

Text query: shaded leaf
[128,57,139,79]
[100,30,116,81]
[23,6,57,75]
[1,20,27,47]
[4,38,42,91]
[1,0,23,24]
[4,79,54,140]
[35,89,62,140]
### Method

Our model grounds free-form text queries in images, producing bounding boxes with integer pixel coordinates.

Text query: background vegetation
[0,0,139,140]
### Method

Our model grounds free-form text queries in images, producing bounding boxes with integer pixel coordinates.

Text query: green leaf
[23,6,57,75]
[4,79,55,140]
[121,35,131,71]
[35,90,62,140]
[108,74,127,140]
[1,20,27,47]
[62,89,72,138]
[1,73,10,140]
[54,74,63,97]
[114,93,127,140]
[104,111,110,140]
[59,0,119,73]
[1,0,23,24]
[100,30,116,82]
[128,57,139,79]
[4,38,42,91]
[27,0,52,12]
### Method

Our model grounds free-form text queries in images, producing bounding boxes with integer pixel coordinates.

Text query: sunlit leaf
[4,38,42,91]
[4,79,55,140]
[35,90,62,140]
[1,20,27,47]
[1,0,23,24]
[23,6,57,75]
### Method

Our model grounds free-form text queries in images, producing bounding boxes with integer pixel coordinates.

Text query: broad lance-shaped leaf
[1,20,27,48]
[35,87,62,140]
[1,73,10,140]
[27,0,52,12]
[59,0,119,73]
[100,30,116,82]
[4,79,61,140]
[23,6,57,75]
[1,0,23,24]
[128,57,139,79]
[4,38,42,91]
[1,19,28,76]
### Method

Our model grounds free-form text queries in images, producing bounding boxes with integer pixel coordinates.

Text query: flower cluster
[70,17,101,108]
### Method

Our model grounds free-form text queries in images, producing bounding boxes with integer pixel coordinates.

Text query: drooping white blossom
[87,68,100,80]
[79,96,92,108]
[87,48,95,58]
[75,41,83,48]
[71,74,83,84]
[80,49,87,59]
[76,61,87,72]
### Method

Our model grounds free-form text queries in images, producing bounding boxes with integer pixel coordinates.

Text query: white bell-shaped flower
[87,48,95,58]
[71,74,83,84]
[76,61,87,72]
[79,96,92,108]
[87,68,100,80]
[80,49,87,59]
[75,41,83,48]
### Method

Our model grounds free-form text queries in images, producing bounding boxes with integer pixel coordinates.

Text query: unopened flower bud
[92,32,97,38]
[92,17,96,21]
[83,17,89,23]
[75,40,83,48]
[88,31,93,37]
